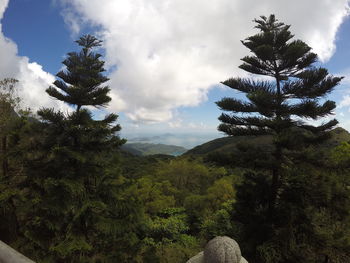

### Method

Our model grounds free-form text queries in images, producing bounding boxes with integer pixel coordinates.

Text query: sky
[1,0,350,148]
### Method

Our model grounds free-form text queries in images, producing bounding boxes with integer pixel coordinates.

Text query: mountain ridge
[121,142,187,156]
[185,127,350,156]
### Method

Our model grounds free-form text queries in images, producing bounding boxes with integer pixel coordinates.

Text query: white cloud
[57,0,348,123]
[339,95,350,108]
[0,0,8,20]
[339,69,350,86]
[335,68,350,115]
[336,111,350,132]
[0,0,68,112]
[168,118,183,128]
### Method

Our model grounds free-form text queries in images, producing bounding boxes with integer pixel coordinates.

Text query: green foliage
[120,156,239,261]
[207,176,236,209]
[156,158,227,197]
[265,165,350,263]
[0,78,20,124]
[0,78,28,243]
[8,36,142,262]
[137,208,200,263]
[200,201,235,239]
[330,142,350,168]
[148,208,189,241]
[122,143,187,156]
[232,161,350,263]
[130,176,177,216]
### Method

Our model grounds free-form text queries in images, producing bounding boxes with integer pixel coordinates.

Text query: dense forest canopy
[0,15,350,263]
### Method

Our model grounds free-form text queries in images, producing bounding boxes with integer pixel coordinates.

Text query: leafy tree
[0,79,36,245]
[216,14,342,213]
[330,141,350,168]
[131,176,177,216]
[137,208,200,263]
[156,158,227,203]
[232,165,350,263]
[200,201,235,240]
[19,35,141,262]
[0,78,22,243]
[0,78,20,177]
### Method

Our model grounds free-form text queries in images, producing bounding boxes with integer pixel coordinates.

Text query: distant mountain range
[123,132,220,149]
[121,128,350,157]
[121,143,187,156]
[185,127,350,156]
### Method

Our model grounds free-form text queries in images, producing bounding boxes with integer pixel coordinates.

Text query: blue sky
[1,0,350,148]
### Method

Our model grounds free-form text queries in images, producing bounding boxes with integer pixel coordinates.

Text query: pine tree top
[240,14,317,79]
[76,34,102,49]
[46,35,111,111]
[254,15,285,32]
[217,14,342,142]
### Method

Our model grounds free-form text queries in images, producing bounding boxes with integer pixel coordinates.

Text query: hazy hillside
[121,142,187,156]
[186,127,350,156]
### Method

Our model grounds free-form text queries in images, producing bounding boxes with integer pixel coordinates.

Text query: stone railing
[0,240,35,263]
[1,236,246,263]
[187,236,248,263]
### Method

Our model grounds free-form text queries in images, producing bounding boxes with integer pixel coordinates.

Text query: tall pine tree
[20,35,142,262]
[216,15,342,212]
[46,35,111,113]
[216,15,346,263]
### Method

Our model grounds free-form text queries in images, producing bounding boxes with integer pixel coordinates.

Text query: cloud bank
[60,0,350,123]
[0,0,348,122]
[0,0,68,112]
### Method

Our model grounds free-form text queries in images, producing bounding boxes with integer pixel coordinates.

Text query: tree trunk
[269,144,282,217]
[269,71,283,216]
[269,168,279,213]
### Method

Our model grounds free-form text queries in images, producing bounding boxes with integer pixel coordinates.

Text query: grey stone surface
[0,240,35,263]
[186,251,204,263]
[187,236,249,263]
[204,236,241,263]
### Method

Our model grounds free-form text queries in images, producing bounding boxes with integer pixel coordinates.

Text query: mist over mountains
[123,132,221,149]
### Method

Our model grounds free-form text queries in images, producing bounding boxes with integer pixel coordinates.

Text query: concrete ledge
[0,240,35,263]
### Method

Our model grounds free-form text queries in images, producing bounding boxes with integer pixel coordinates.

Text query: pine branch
[290,100,336,119]
[216,97,257,113]
[299,119,338,133]
[240,56,274,76]
[37,108,65,124]
[283,68,343,98]
[221,78,275,93]
[218,123,272,136]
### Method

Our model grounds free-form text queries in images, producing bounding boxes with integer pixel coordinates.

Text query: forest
[1,15,350,263]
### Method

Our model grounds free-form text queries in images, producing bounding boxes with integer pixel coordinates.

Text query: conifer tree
[20,35,142,262]
[46,35,111,113]
[216,15,347,263]
[216,15,342,212]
